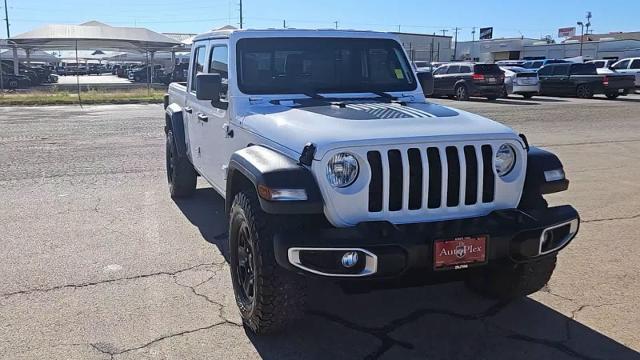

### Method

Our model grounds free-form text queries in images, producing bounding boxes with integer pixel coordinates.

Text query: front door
[194,41,233,193]
[184,43,208,171]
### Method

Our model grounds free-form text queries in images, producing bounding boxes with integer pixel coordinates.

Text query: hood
[241,100,519,159]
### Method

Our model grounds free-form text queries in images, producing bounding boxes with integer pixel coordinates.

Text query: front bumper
[274,205,579,281]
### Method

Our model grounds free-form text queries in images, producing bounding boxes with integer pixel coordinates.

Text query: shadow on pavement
[174,188,638,360]
[173,187,230,261]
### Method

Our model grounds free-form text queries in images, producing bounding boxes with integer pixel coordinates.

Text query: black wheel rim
[457,87,465,99]
[236,224,256,307]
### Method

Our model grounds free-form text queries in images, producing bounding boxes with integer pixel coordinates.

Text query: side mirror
[416,71,434,96]
[196,73,221,102]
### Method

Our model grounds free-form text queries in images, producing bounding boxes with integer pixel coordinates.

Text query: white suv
[164,29,579,334]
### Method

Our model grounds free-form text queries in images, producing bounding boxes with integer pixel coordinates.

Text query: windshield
[236,37,417,95]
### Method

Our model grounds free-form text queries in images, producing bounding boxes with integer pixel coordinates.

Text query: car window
[459,65,472,73]
[474,64,501,74]
[190,45,206,93]
[630,60,640,69]
[612,60,630,70]
[591,61,604,68]
[433,66,447,75]
[537,66,553,76]
[209,45,229,99]
[550,65,569,76]
[570,64,595,75]
[446,65,460,74]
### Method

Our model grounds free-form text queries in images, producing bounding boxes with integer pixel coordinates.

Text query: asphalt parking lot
[1,94,639,359]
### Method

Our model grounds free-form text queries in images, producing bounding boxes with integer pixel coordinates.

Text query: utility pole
[239,0,243,29]
[283,20,286,29]
[585,11,592,36]
[3,0,10,38]
[472,27,476,42]
[397,25,401,32]
[577,21,584,56]
[452,27,461,60]
[439,29,448,37]
[334,21,338,29]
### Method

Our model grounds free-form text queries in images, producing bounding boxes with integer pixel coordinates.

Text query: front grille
[367,145,495,213]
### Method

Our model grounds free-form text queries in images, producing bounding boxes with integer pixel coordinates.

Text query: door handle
[184,107,193,114]
[197,113,209,122]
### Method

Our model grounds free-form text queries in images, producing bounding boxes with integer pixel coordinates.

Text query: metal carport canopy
[10,24,180,51]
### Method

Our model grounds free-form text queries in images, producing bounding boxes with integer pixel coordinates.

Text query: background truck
[538,62,635,99]
[164,28,579,334]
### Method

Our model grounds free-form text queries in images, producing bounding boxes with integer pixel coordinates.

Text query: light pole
[577,21,584,57]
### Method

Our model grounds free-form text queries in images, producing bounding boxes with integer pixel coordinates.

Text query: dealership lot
[1,95,639,359]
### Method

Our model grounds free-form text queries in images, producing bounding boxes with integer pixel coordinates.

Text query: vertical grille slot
[481,145,495,203]
[445,146,460,207]
[407,148,423,210]
[464,146,478,205]
[426,147,442,208]
[388,150,403,211]
[367,151,383,212]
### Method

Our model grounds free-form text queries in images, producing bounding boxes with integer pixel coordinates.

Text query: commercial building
[454,38,540,62]
[392,32,453,62]
[522,39,640,61]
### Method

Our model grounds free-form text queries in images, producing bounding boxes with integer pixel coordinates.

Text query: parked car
[111,64,121,75]
[496,60,527,67]
[0,72,31,89]
[0,61,38,85]
[586,59,618,75]
[610,58,640,87]
[522,59,569,71]
[431,62,505,100]
[128,64,164,82]
[165,29,579,334]
[500,66,540,99]
[538,62,635,99]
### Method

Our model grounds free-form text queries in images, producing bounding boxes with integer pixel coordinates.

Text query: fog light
[544,168,565,182]
[341,251,359,268]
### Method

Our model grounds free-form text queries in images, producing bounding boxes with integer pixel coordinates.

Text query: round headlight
[495,144,517,177]
[326,153,359,188]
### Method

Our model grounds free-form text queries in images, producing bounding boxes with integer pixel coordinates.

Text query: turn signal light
[472,73,485,81]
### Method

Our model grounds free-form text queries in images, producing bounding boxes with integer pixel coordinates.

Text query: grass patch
[0,89,165,106]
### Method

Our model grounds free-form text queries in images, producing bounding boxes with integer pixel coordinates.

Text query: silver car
[500,66,540,99]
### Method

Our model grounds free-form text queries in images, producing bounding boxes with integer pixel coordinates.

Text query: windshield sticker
[394,69,405,79]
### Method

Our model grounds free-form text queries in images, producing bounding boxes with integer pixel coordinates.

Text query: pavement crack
[582,213,640,224]
[505,333,603,360]
[110,321,237,356]
[309,301,510,360]
[0,262,218,298]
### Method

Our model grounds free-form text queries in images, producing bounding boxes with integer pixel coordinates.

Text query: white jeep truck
[164,28,580,334]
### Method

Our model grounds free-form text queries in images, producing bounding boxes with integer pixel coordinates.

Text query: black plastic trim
[522,147,569,201]
[226,146,324,215]
[165,104,188,158]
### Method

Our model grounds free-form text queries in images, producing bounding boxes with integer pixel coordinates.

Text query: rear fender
[165,104,188,157]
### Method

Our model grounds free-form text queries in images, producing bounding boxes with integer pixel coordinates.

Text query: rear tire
[165,130,196,198]
[229,191,307,334]
[501,86,509,98]
[576,84,594,99]
[455,84,470,101]
[487,96,498,101]
[605,92,620,99]
[465,255,557,300]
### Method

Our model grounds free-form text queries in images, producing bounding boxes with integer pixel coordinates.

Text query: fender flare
[165,104,188,157]
[226,146,324,215]
[521,147,569,201]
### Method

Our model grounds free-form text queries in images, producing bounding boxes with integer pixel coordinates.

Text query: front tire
[165,130,196,198]
[465,255,557,300]
[229,191,307,334]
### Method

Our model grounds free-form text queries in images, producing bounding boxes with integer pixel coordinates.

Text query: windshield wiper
[371,91,397,101]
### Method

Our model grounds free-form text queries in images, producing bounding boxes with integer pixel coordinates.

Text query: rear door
[184,42,208,171]
[432,66,449,94]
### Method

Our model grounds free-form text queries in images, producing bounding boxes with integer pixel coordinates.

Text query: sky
[4,0,640,42]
